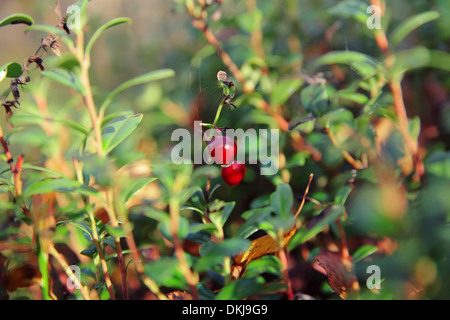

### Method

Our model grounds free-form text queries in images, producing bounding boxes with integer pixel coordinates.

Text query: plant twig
[277,245,294,300]
[0,124,29,215]
[49,243,91,300]
[122,226,168,300]
[105,189,128,300]
[169,196,199,300]
[73,28,104,157]
[114,202,168,300]
[370,0,424,182]
[294,173,314,219]
[87,208,116,300]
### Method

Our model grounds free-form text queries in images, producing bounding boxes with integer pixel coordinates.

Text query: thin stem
[370,0,424,182]
[213,97,226,126]
[169,196,199,300]
[49,243,91,300]
[294,173,314,220]
[336,218,350,262]
[116,202,168,300]
[74,29,104,157]
[278,245,294,300]
[390,78,424,180]
[0,124,29,215]
[191,17,250,93]
[105,188,128,299]
[37,243,52,300]
[87,209,116,300]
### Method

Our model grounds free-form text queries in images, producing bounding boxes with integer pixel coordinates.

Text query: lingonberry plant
[0,0,449,302]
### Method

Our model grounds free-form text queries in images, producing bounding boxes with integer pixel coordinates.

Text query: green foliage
[0,0,449,301]
[0,62,22,79]
[0,13,34,27]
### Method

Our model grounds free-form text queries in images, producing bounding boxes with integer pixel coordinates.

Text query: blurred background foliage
[0,0,449,300]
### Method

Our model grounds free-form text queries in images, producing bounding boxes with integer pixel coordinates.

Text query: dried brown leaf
[314,250,360,299]
[231,226,297,279]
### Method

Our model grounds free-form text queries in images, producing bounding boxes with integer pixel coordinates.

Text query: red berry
[208,135,237,165]
[221,161,246,186]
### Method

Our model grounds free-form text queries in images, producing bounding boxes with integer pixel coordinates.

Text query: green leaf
[311,51,380,78]
[216,277,273,300]
[144,257,188,289]
[270,183,293,217]
[54,118,90,135]
[21,164,69,179]
[392,48,450,75]
[0,13,34,27]
[51,53,81,71]
[209,201,235,228]
[104,225,126,238]
[142,206,169,223]
[234,207,273,239]
[390,11,440,47]
[121,177,158,202]
[41,69,84,94]
[56,220,93,239]
[270,78,303,107]
[258,215,295,238]
[181,206,205,216]
[101,114,143,154]
[288,204,343,250]
[336,90,369,105]
[198,283,216,300]
[80,244,97,258]
[328,0,371,25]
[352,244,378,263]
[0,62,22,79]
[245,255,282,278]
[288,117,317,131]
[300,83,330,116]
[188,222,217,236]
[425,151,450,179]
[390,47,450,76]
[9,112,89,135]
[334,185,353,205]
[409,116,421,143]
[25,178,100,197]
[85,17,132,58]
[99,69,175,114]
[195,238,250,272]
[427,50,450,72]
[159,216,190,241]
[237,9,263,33]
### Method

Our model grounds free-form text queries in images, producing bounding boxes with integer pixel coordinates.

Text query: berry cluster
[204,71,246,187]
[207,133,246,187]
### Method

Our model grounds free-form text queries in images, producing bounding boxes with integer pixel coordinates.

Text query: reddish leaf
[314,250,360,299]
